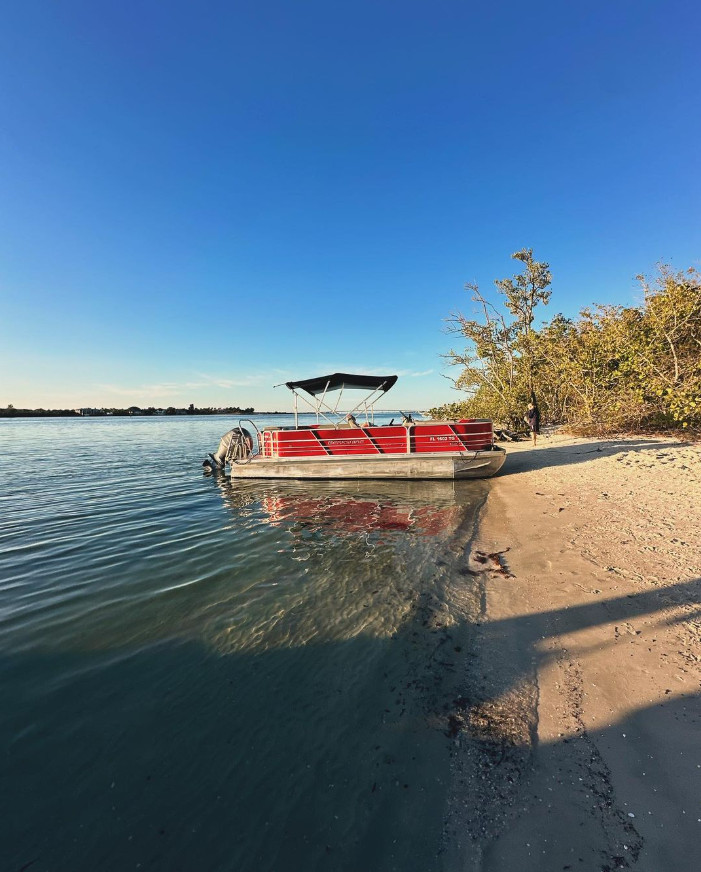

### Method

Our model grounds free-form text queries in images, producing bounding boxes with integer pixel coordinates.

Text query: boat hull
[227,448,506,480]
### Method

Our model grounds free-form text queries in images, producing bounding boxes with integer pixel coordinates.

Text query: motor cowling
[203,427,253,470]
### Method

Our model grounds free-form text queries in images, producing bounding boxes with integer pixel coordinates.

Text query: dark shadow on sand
[498,437,689,476]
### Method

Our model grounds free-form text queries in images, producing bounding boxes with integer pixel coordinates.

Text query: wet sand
[446,432,701,870]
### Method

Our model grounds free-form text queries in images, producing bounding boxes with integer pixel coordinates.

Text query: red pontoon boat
[204,373,506,480]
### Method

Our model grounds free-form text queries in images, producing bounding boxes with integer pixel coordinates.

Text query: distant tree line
[0,406,80,418]
[430,251,701,436]
[0,404,255,418]
[163,404,255,416]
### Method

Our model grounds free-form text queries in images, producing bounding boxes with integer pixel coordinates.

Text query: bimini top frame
[279,372,398,428]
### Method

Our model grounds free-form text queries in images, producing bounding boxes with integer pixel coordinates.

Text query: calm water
[0,416,491,872]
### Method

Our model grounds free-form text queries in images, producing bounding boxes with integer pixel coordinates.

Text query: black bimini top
[285,373,398,396]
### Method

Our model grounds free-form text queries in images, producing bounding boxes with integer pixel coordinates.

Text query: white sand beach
[449,432,701,870]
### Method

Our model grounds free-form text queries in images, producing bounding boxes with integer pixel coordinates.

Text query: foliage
[435,249,552,427]
[432,259,701,435]
[0,407,79,418]
[635,266,701,429]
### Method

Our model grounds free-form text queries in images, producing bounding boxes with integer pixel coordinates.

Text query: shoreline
[446,432,701,869]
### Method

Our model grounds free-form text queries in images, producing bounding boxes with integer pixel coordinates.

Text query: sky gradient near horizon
[1,0,699,411]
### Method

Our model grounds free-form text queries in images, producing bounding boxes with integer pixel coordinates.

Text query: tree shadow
[500,437,689,476]
[480,691,701,872]
[441,575,701,870]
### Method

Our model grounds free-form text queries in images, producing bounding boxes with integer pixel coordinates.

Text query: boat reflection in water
[206,473,491,658]
[212,474,489,539]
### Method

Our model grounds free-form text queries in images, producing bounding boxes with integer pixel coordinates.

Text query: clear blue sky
[1,0,699,410]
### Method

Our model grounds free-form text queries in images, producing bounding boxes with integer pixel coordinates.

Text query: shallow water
[0,416,491,872]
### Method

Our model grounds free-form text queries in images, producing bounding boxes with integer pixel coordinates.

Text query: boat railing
[239,418,263,458]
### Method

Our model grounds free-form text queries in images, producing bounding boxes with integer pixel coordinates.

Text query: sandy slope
[448,433,701,871]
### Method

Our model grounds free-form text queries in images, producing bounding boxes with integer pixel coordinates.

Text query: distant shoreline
[0,410,284,419]
[0,409,417,419]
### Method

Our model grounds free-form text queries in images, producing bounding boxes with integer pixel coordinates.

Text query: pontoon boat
[203,373,506,480]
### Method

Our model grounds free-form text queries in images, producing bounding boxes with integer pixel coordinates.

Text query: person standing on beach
[524,401,540,446]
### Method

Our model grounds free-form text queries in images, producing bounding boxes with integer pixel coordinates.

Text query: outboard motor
[203,427,254,472]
